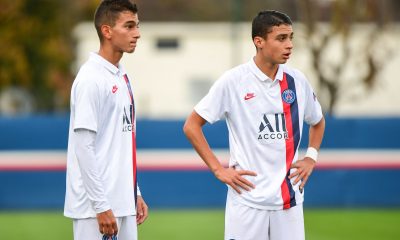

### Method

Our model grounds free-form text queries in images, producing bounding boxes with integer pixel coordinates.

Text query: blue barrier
[0,171,66,209]
[305,169,400,207]
[0,115,70,150]
[0,115,399,209]
[0,115,400,150]
[0,168,399,209]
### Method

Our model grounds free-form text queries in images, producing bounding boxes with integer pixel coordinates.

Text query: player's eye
[277,36,286,41]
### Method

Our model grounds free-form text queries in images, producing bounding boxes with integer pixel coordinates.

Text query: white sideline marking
[0,150,399,170]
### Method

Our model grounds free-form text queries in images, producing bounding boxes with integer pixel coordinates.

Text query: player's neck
[253,56,279,80]
[98,44,123,67]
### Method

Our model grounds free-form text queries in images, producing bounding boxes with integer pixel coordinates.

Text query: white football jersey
[195,58,323,210]
[64,53,139,218]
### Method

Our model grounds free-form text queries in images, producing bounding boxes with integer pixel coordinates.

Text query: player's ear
[101,24,112,40]
[253,36,264,49]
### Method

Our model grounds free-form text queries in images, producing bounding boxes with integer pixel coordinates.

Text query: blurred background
[0,0,399,239]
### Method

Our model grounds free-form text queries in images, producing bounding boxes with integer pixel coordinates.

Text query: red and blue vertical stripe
[279,73,301,209]
[102,234,118,240]
[123,74,138,207]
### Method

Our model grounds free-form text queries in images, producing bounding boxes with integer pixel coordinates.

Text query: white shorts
[73,216,137,240]
[225,198,304,240]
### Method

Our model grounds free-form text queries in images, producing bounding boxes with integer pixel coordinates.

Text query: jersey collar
[249,57,284,82]
[89,52,125,76]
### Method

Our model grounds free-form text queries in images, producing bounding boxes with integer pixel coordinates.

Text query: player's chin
[125,46,136,53]
[125,48,135,53]
[280,58,289,64]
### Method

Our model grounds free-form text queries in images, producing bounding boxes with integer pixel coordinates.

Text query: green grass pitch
[0,209,399,239]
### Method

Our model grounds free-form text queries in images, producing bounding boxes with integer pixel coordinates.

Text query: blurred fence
[0,115,399,209]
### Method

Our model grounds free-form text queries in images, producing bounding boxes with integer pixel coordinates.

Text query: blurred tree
[0,0,95,113]
[296,0,396,114]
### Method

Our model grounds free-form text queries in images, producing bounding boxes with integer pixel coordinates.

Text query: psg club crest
[282,89,296,104]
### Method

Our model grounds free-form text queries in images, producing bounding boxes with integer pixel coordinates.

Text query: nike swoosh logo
[112,85,118,93]
[244,93,255,100]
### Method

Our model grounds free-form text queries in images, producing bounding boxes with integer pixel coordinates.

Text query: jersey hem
[64,211,137,219]
[232,195,304,211]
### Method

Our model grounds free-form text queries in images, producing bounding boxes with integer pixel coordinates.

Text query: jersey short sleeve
[194,73,231,124]
[73,74,101,132]
[303,79,323,126]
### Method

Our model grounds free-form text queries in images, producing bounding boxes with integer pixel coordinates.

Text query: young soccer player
[64,1,148,239]
[184,10,325,240]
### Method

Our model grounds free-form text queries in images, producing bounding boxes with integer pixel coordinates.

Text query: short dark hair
[252,10,292,40]
[94,0,138,41]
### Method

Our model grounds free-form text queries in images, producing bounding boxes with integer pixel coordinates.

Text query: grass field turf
[0,209,399,240]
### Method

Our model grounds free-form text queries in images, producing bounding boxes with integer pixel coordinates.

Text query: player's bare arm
[96,209,118,237]
[136,195,148,225]
[183,111,257,194]
[289,116,325,190]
